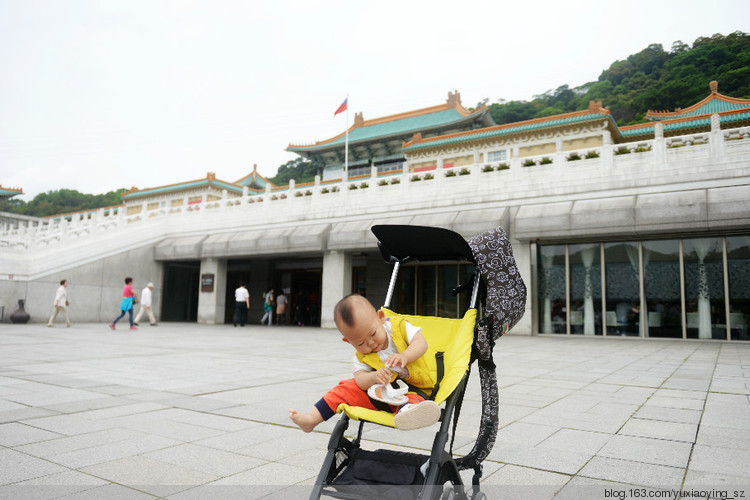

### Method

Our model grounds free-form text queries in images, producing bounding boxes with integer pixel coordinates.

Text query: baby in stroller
[289,293,441,432]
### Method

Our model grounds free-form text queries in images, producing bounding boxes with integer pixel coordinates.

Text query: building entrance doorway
[276,269,322,326]
[224,261,251,324]
[162,261,200,321]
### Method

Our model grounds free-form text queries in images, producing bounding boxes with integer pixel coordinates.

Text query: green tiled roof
[652,97,750,120]
[621,111,750,137]
[236,175,269,189]
[722,111,750,123]
[0,188,21,197]
[122,179,243,201]
[290,108,487,151]
[620,126,655,137]
[684,98,749,116]
[403,112,614,152]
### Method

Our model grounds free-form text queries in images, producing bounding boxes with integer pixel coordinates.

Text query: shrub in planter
[615,147,631,155]
[359,182,368,189]
[378,179,388,186]
[585,151,600,159]
[349,184,358,190]
[423,173,434,180]
[321,188,330,194]
[411,175,421,182]
[458,168,470,175]
[295,192,303,197]
[497,163,509,170]
[522,159,536,167]
[567,153,582,161]
[634,146,650,153]
[390,178,401,185]
[540,157,553,165]
[445,170,457,177]
[482,165,494,173]
[305,190,312,196]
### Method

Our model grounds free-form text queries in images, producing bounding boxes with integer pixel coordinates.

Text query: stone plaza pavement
[0,322,749,500]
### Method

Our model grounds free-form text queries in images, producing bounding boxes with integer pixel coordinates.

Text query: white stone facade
[1,119,749,335]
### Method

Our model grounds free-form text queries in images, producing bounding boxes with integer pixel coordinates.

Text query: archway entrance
[162,261,200,321]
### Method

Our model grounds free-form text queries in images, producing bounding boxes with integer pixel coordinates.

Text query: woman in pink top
[109,277,139,330]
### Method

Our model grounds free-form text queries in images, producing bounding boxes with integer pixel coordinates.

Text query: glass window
[437,265,458,318]
[605,242,641,336]
[726,236,750,341]
[395,266,416,315]
[417,266,437,316]
[684,237,725,340]
[569,243,602,335]
[538,245,566,333]
[352,266,366,297]
[458,264,475,317]
[643,240,682,338]
[487,150,507,162]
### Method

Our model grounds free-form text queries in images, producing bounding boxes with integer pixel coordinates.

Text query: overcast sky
[1,0,747,200]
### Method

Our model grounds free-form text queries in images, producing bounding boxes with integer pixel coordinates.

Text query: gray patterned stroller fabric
[456,226,527,472]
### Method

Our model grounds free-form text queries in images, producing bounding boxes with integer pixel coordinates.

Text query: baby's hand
[373,367,391,385]
[385,353,408,369]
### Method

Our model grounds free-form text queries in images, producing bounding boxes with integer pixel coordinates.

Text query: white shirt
[351,318,421,378]
[235,286,249,302]
[53,285,68,307]
[141,287,153,307]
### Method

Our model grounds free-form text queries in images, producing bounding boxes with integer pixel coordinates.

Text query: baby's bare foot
[289,409,317,433]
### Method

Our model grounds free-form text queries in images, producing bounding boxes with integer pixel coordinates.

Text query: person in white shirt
[134,282,157,326]
[234,283,250,326]
[48,279,71,327]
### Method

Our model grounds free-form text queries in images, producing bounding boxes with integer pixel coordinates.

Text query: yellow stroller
[309,225,526,500]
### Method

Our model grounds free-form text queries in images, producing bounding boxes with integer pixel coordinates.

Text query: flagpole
[344,93,349,175]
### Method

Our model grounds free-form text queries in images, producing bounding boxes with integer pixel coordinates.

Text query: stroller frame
[310,225,485,500]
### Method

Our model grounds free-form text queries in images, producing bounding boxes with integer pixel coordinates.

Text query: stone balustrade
[1,126,749,260]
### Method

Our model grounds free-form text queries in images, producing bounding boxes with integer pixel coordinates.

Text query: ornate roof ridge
[622,105,750,133]
[402,101,610,149]
[234,163,276,188]
[288,91,486,149]
[0,185,24,194]
[646,81,750,119]
[122,172,245,199]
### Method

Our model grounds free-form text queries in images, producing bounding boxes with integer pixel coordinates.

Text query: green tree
[268,157,321,185]
[0,188,127,217]
[486,31,750,127]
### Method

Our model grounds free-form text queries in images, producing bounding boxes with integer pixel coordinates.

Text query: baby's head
[334,294,387,354]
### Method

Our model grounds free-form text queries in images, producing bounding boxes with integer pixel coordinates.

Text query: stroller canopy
[372,225,475,264]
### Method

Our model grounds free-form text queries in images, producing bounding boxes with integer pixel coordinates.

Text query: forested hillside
[4,32,747,217]
[488,31,749,126]
[0,189,127,217]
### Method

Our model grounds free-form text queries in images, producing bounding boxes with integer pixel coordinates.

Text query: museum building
[1,84,749,340]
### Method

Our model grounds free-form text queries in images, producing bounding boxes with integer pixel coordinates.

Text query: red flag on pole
[334,98,348,116]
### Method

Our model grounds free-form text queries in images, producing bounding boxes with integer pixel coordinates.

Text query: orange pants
[315,378,424,421]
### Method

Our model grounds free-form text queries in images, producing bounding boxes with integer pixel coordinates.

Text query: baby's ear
[377,309,386,322]
[341,337,351,345]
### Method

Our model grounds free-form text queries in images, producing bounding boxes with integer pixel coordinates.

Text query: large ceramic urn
[10,299,30,324]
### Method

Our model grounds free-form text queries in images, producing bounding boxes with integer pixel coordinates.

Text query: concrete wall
[0,245,163,324]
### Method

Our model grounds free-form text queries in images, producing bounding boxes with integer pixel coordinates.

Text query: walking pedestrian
[134,282,158,326]
[110,277,139,330]
[47,279,72,327]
